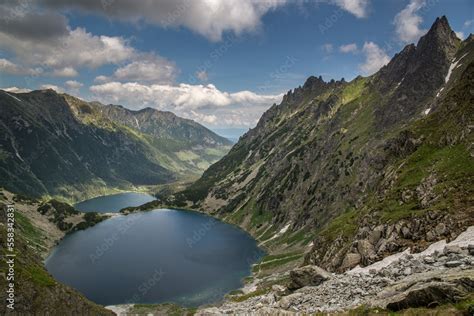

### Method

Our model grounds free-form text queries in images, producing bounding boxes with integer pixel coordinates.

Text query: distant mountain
[171,17,474,271]
[0,90,231,200]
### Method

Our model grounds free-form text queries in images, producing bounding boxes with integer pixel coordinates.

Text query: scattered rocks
[197,240,474,315]
[385,277,474,311]
[288,265,331,290]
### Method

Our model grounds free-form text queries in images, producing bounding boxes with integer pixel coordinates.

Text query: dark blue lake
[74,192,156,212]
[46,197,264,307]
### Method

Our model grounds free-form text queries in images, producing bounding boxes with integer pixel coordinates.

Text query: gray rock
[341,253,361,270]
[386,278,474,311]
[288,265,332,290]
[444,245,463,255]
[468,244,474,255]
[423,256,435,264]
[444,260,462,268]
[272,284,288,296]
[357,240,376,264]
[434,223,446,236]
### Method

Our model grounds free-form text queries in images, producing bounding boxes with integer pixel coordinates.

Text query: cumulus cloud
[65,80,83,89]
[1,87,32,93]
[0,5,69,41]
[0,58,42,75]
[40,0,289,42]
[52,67,79,77]
[89,81,283,127]
[394,0,427,43]
[464,20,473,28]
[339,43,358,53]
[455,31,465,40]
[0,26,135,75]
[359,41,390,75]
[108,54,177,84]
[40,84,63,92]
[331,0,369,18]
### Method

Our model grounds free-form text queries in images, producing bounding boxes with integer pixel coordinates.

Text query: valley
[0,8,473,316]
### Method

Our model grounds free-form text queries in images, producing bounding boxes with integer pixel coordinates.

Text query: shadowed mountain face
[0,90,231,200]
[171,17,474,271]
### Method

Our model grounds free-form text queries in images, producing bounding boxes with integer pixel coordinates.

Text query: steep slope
[171,17,474,272]
[0,90,230,201]
[0,192,113,315]
[64,95,231,176]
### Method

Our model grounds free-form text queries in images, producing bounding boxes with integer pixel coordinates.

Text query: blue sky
[0,0,472,131]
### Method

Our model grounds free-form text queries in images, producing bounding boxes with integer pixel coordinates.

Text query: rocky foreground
[197,227,474,315]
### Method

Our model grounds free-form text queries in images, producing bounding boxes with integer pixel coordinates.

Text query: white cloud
[455,31,465,40]
[52,67,78,77]
[0,58,42,75]
[65,80,83,89]
[464,20,473,28]
[359,41,390,75]
[196,70,209,82]
[332,0,369,18]
[111,54,177,84]
[322,43,334,54]
[89,81,283,127]
[0,27,135,70]
[40,84,63,92]
[42,0,289,42]
[339,43,358,53]
[1,87,32,93]
[394,0,427,43]
[94,75,109,83]
[185,111,218,124]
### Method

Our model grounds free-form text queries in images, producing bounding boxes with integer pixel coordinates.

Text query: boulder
[386,278,474,311]
[288,265,332,290]
[341,253,361,270]
[443,245,462,255]
[357,239,376,264]
[469,244,474,256]
[434,223,446,236]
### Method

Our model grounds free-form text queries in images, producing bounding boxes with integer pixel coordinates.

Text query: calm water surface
[47,194,264,307]
[74,192,156,212]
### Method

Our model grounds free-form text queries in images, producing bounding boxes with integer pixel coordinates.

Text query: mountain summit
[170,16,473,273]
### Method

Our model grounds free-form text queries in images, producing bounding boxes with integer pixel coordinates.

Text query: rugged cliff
[171,16,474,272]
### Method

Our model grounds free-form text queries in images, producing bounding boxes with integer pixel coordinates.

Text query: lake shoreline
[46,195,265,309]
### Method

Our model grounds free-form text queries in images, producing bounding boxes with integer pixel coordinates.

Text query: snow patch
[436,87,444,98]
[5,92,22,102]
[259,223,292,246]
[445,53,468,83]
[134,117,140,129]
[396,77,404,87]
[423,108,431,115]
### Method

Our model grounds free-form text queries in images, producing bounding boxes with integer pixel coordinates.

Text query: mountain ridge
[0,89,230,201]
[167,16,474,274]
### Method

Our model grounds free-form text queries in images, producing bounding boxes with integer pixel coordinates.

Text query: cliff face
[0,90,230,201]
[171,17,474,271]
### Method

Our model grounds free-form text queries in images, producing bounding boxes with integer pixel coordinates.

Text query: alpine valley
[0,90,231,201]
[1,15,473,316]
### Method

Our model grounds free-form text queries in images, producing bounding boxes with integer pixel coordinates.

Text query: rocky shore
[196,227,474,315]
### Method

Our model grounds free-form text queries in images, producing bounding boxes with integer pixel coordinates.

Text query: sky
[0,0,472,132]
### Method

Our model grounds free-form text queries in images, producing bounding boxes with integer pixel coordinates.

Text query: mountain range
[170,16,474,272]
[0,90,231,201]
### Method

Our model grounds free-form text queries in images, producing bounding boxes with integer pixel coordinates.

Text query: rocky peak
[373,16,461,128]
[416,15,459,62]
